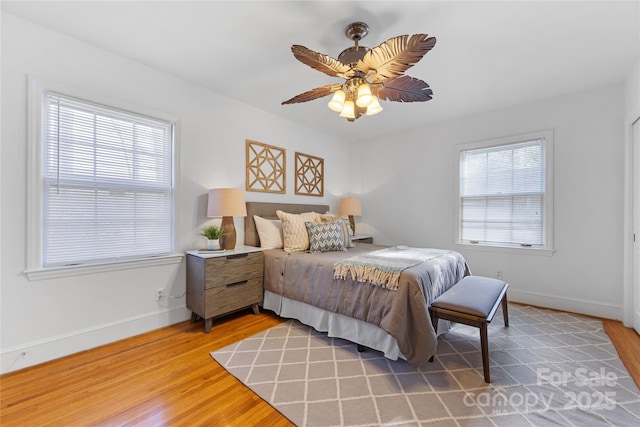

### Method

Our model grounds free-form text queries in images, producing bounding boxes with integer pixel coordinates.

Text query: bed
[245,201,469,368]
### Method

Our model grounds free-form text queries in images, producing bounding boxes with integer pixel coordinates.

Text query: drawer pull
[226,253,249,260]
[226,280,248,288]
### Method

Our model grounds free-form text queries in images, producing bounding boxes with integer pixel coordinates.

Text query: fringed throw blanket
[334,246,453,290]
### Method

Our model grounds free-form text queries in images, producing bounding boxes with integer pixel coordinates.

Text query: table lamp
[207,188,247,250]
[338,197,362,235]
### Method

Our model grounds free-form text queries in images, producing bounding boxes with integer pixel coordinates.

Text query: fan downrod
[339,22,370,65]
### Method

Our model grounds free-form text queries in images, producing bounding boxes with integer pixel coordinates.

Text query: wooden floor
[1,307,639,427]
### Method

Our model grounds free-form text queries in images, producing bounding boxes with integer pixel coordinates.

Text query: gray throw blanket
[334,246,453,290]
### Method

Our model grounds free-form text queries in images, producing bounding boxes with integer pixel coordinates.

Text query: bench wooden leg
[430,310,439,335]
[480,322,490,383]
[502,292,509,327]
[429,309,438,362]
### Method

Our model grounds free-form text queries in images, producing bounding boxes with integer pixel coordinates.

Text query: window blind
[42,91,174,267]
[459,139,545,247]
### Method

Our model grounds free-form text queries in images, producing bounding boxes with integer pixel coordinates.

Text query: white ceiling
[3,1,639,142]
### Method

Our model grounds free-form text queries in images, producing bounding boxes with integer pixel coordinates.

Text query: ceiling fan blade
[291,45,352,78]
[281,84,342,105]
[376,75,433,102]
[358,34,436,81]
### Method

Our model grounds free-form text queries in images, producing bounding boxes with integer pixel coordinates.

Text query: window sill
[455,242,555,257]
[24,254,184,281]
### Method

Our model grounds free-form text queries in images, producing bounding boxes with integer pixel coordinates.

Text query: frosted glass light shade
[207,188,247,218]
[356,84,374,107]
[339,100,356,119]
[327,90,346,112]
[365,97,383,115]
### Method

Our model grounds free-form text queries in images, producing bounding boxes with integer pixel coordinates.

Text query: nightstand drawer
[204,252,263,289]
[204,277,263,318]
[186,246,264,332]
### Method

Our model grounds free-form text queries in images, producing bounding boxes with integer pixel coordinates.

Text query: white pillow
[276,210,319,252]
[253,215,283,249]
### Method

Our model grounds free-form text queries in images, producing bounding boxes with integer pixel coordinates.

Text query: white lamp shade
[207,188,247,218]
[356,83,374,107]
[327,90,346,112]
[339,100,356,119]
[337,197,362,216]
[365,97,383,115]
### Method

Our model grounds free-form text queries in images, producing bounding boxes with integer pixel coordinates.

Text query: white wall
[623,59,640,326]
[624,59,640,119]
[0,14,349,373]
[350,83,626,320]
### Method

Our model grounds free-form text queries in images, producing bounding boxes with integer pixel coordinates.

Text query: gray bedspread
[263,244,469,368]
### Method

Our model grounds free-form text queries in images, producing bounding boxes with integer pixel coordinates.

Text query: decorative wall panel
[246,140,286,194]
[294,152,324,197]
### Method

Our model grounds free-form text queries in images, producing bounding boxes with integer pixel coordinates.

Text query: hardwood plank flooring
[1,309,293,427]
[1,307,639,426]
[603,318,640,389]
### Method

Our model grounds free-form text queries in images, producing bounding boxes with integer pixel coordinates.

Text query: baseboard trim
[1,306,191,374]
[508,289,623,321]
[1,292,623,374]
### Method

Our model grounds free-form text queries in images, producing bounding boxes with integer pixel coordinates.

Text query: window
[38,90,175,268]
[456,130,554,253]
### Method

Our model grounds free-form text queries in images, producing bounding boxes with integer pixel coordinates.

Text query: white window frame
[26,77,183,280]
[454,130,555,256]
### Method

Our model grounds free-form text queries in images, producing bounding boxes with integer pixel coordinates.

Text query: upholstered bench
[429,276,509,383]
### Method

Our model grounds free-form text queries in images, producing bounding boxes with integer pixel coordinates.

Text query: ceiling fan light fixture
[339,100,356,119]
[282,21,436,122]
[356,83,374,107]
[365,97,383,116]
[327,89,346,112]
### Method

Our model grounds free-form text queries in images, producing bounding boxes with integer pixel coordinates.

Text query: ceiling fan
[282,22,436,122]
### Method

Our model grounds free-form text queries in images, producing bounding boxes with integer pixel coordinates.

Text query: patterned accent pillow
[276,210,319,252]
[319,213,354,248]
[305,221,347,253]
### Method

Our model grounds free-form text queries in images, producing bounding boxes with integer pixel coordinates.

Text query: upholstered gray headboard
[245,201,330,247]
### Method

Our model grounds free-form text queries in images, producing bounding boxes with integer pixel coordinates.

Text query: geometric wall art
[245,140,286,194]
[294,151,324,197]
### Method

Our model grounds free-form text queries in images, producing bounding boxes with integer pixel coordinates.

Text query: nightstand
[186,245,264,332]
[351,234,373,244]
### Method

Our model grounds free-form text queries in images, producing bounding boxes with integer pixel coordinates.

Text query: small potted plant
[201,225,224,250]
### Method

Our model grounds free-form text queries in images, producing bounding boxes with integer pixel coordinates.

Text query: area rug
[210,304,640,426]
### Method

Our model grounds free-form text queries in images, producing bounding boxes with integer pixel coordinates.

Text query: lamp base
[348,215,356,236]
[219,216,237,250]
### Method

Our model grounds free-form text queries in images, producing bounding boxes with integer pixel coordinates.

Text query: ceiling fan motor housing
[338,46,369,66]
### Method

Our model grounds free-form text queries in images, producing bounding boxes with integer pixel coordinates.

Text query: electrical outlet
[496,271,503,280]
[156,288,165,301]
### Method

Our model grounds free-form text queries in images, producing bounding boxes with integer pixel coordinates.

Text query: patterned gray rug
[210,304,640,426]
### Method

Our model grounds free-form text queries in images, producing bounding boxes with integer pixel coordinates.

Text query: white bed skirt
[263,290,452,363]
[263,290,405,360]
